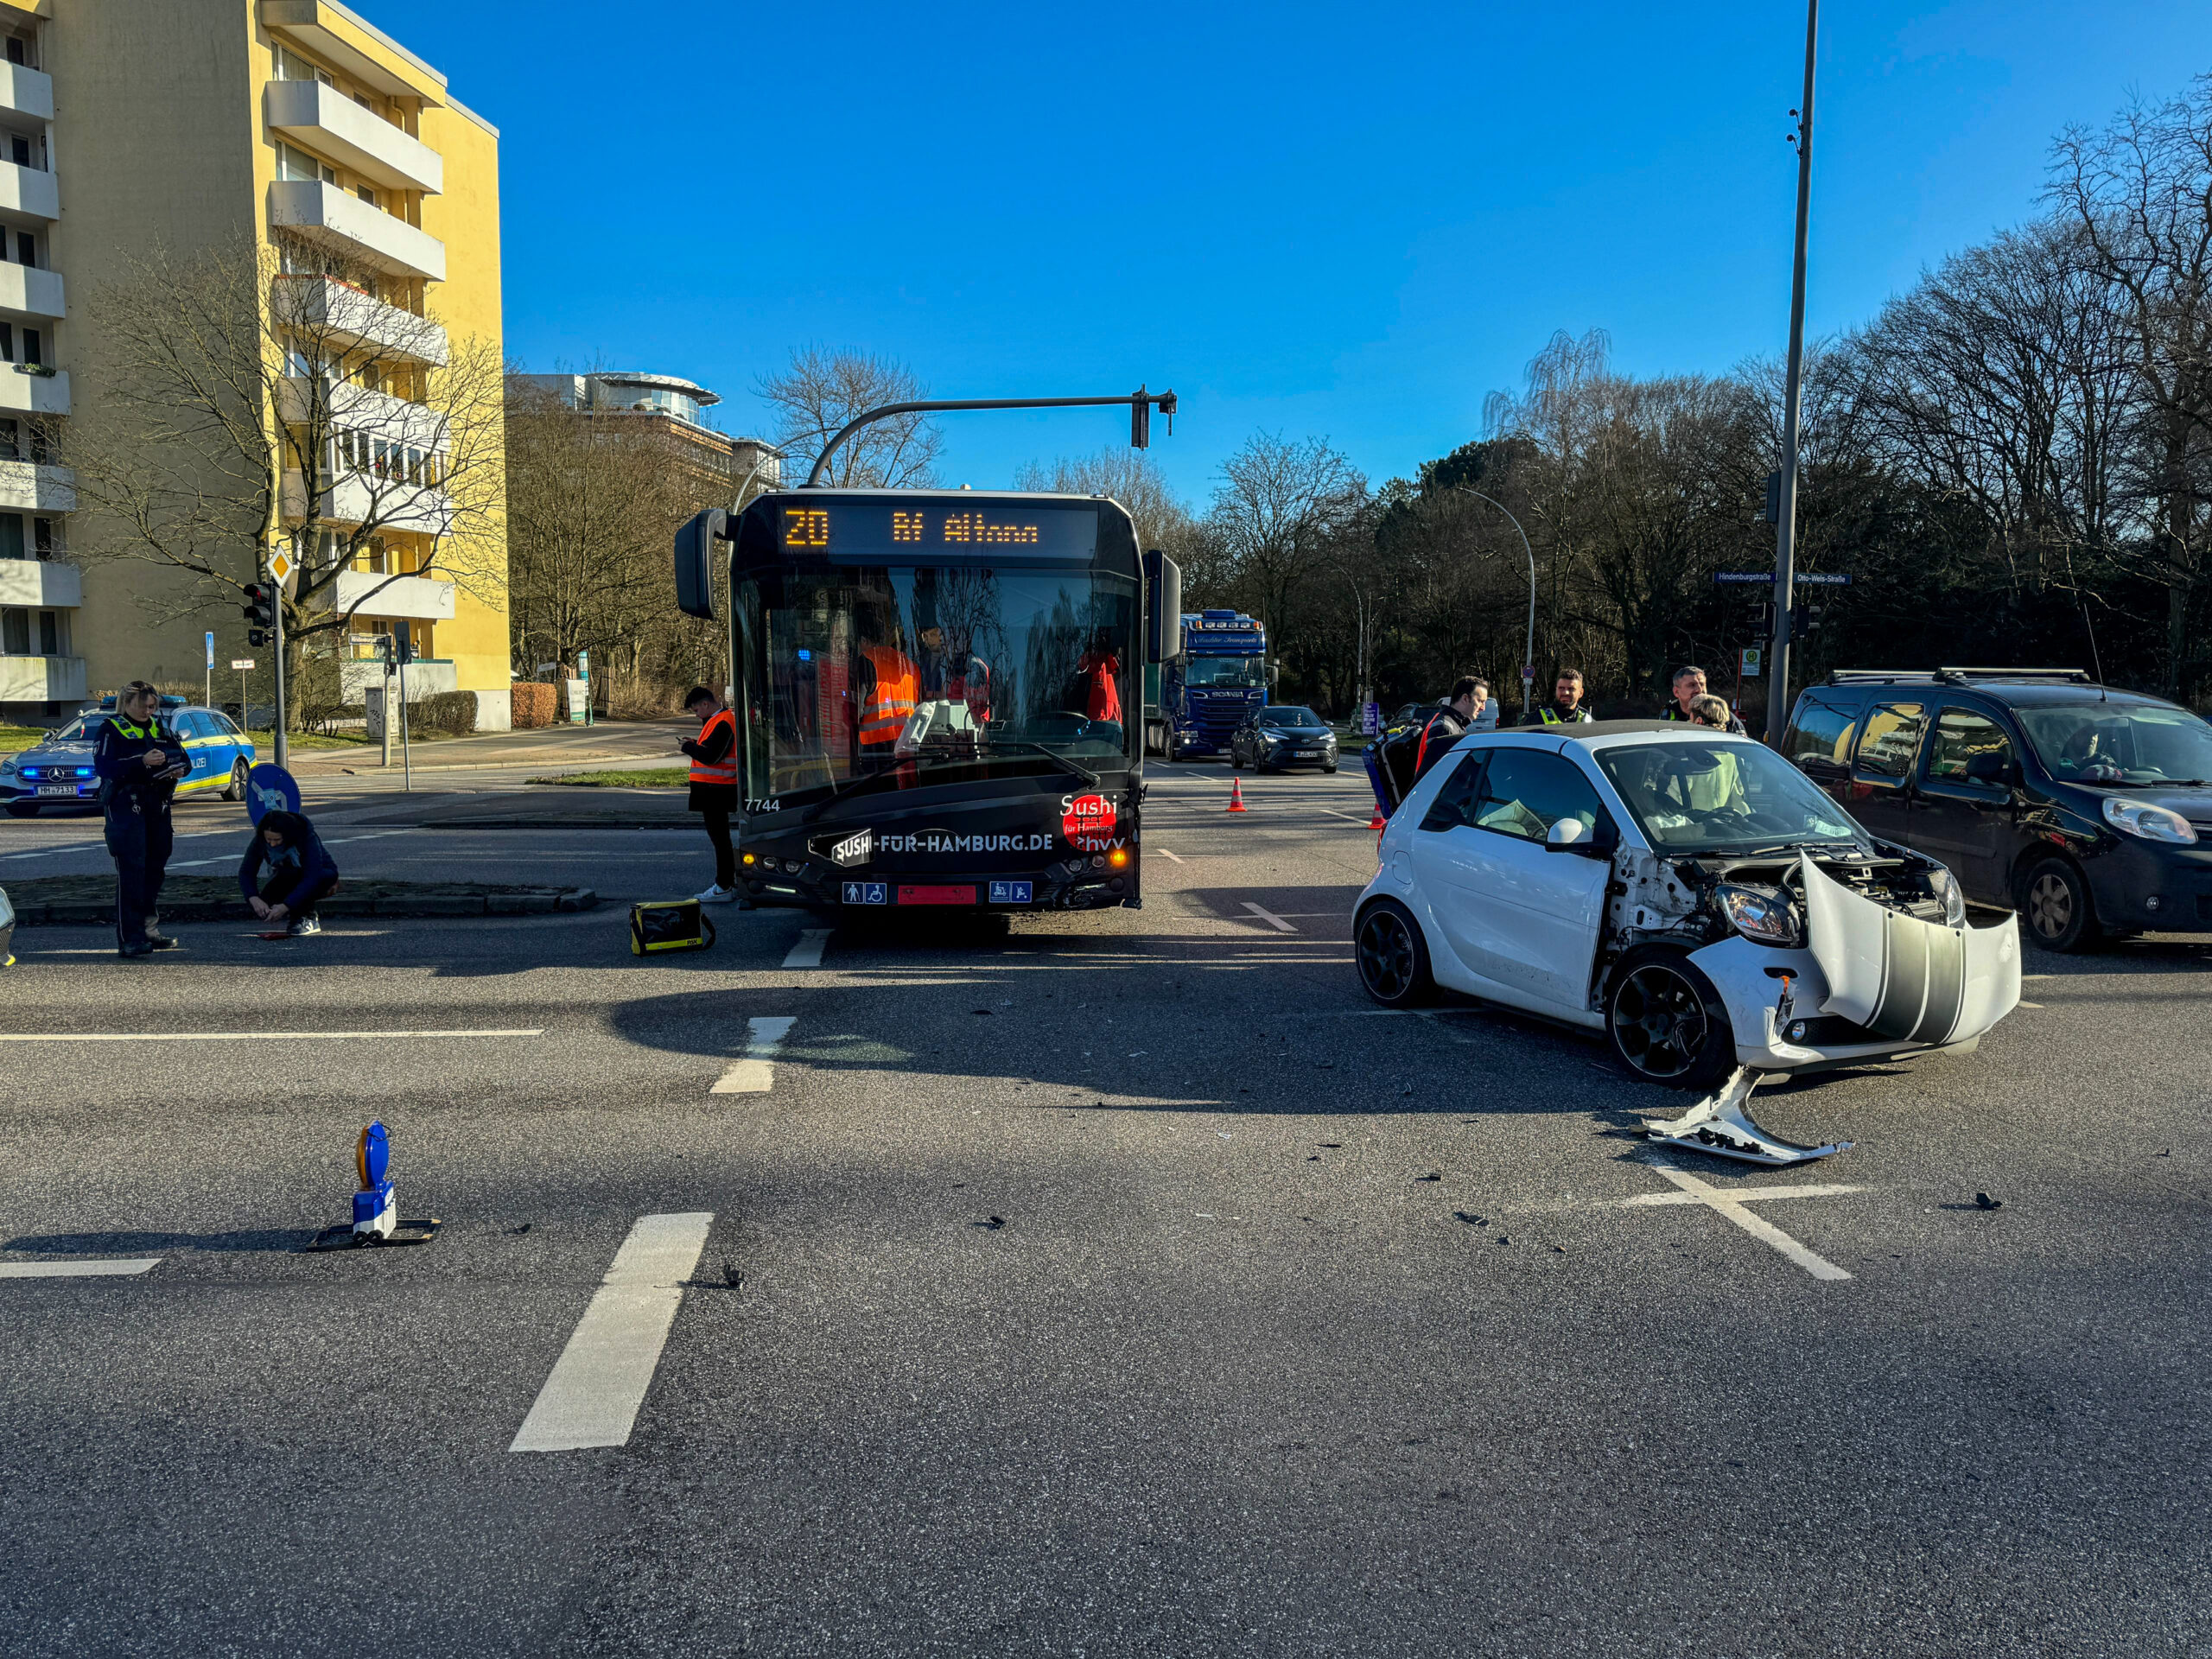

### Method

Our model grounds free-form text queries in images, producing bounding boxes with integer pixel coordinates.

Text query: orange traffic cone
[1368,804,1388,831]
[1226,776,1249,813]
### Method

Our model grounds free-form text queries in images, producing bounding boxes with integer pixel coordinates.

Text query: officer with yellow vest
[1522,667,1595,727]
[680,685,741,903]
[93,679,188,957]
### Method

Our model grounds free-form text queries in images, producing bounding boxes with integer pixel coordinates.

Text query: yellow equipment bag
[630,899,716,955]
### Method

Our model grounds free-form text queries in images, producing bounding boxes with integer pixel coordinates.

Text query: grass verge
[529,767,689,788]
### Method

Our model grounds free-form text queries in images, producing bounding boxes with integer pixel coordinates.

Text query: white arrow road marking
[509,1211,712,1453]
[782,929,833,969]
[0,1028,543,1043]
[0,1258,162,1279]
[1241,901,1295,933]
[1634,1162,1856,1281]
[711,1016,796,1094]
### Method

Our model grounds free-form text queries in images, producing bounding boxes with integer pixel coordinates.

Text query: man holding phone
[94,680,188,957]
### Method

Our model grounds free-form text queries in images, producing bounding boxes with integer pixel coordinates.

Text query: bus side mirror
[674,509,727,620]
[1143,550,1182,664]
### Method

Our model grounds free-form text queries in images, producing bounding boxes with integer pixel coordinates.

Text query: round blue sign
[245,763,301,825]
[357,1121,390,1190]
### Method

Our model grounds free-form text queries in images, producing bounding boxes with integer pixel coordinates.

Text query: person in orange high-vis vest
[857,643,918,753]
[680,685,741,902]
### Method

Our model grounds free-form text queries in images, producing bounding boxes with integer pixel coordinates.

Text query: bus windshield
[1182,656,1266,688]
[734,563,1140,802]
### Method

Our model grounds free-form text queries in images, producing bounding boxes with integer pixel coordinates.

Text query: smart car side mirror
[1545,817,1615,856]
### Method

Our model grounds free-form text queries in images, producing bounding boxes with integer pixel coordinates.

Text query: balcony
[0,365,68,416]
[0,158,57,222]
[342,657,454,702]
[0,654,86,704]
[274,276,447,365]
[0,461,72,513]
[278,375,448,452]
[0,261,65,323]
[0,62,54,124]
[283,469,450,533]
[265,79,442,195]
[333,568,454,622]
[0,557,79,607]
[268,180,445,282]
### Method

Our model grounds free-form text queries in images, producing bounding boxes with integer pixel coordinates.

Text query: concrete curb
[5,874,598,926]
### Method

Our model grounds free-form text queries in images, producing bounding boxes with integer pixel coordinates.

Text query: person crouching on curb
[679,685,741,904]
[239,810,340,937]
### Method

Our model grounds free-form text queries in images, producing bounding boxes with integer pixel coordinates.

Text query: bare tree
[67,232,505,717]
[755,346,941,487]
[1205,432,1365,634]
[1010,447,1200,552]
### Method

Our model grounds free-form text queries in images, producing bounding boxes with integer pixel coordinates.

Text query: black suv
[1782,668,2212,950]
[1230,706,1339,772]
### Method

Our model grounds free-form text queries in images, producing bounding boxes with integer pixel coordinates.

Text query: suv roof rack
[1822,667,2094,687]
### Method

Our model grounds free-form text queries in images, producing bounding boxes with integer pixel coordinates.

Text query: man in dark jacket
[1661,664,1747,734]
[95,680,188,957]
[239,810,340,937]
[1413,677,1487,782]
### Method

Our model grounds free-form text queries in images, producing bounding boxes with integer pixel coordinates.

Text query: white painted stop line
[0,1258,162,1279]
[711,1016,796,1094]
[782,929,832,969]
[509,1211,713,1453]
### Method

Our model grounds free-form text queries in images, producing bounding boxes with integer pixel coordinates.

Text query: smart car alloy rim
[1613,963,1707,1079]
[2027,872,2073,940]
[1357,909,1415,1000]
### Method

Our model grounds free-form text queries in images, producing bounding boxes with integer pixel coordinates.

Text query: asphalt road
[3,761,2209,1656]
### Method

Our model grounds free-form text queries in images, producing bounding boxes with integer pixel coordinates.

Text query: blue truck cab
[1161,609,1268,760]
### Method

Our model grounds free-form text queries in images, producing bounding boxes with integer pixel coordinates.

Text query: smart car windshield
[2016,700,2212,786]
[1597,739,1865,853]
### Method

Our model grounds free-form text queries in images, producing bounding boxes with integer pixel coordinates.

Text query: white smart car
[1354,721,2022,1090]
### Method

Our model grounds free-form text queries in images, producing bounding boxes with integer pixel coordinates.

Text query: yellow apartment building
[0,0,512,728]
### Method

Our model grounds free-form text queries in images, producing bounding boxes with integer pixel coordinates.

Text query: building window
[33,515,56,557]
[274,46,335,86]
[356,183,378,210]
[36,607,57,654]
[276,143,336,186]
[0,512,22,560]
[20,327,37,365]
[5,35,33,68]
[1,606,26,652]
[7,130,41,170]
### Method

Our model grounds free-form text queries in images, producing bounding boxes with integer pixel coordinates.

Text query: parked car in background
[1353,721,2020,1087]
[1230,706,1339,773]
[1782,668,2212,950]
[1,698,257,817]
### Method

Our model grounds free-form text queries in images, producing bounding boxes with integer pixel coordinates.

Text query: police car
[1,696,257,817]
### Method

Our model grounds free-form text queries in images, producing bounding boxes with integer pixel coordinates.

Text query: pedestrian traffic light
[247,628,268,648]
[242,582,274,630]
[1131,385,1150,450]
[1763,470,1783,524]
[1794,603,1825,642]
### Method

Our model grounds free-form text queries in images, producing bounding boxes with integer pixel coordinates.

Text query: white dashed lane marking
[508,1211,713,1453]
[0,1258,162,1279]
[711,1016,797,1094]
[1241,901,1296,933]
[1154,849,1185,864]
[782,930,832,969]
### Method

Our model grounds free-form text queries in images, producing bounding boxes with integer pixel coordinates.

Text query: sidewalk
[284,718,687,779]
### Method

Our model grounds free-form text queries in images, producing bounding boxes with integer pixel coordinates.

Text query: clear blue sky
[369,1,2204,503]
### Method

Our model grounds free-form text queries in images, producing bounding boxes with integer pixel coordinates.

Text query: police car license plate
[36,785,77,798]
[988,880,1033,905]
[842,881,888,906]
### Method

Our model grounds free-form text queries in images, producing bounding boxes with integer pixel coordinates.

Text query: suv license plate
[988,880,1033,905]
[1295,749,1320,757]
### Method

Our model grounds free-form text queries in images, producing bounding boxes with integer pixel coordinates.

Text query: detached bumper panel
[1802,855,2020,1046]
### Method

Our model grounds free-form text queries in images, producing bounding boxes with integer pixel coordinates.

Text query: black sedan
[1230,706,1339,772]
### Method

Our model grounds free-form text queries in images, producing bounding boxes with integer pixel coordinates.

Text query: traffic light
[1762,470,1783,524]
[242,582,274,629]
[393,620,415,664]
[1131,385,1150,450]
[1794,602,1825,642]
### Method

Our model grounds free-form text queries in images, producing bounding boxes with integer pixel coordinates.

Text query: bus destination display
[778,500,1099,556]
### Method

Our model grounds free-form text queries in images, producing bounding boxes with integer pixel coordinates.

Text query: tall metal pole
[1452,486,1538,724]
[1767,0,1818,744]
[271,560,289,772]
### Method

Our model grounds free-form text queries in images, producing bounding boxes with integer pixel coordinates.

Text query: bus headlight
[1717,884,1802,946]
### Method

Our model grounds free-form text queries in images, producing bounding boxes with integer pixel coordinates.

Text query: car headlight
[1261,728,1284,741]
[2102,797,2199,844]
[0,758,16,776]
[1926,865,1968,927]
[1717,883,1803,946]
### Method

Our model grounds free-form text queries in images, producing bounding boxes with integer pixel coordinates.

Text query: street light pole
[1451,486,1538,724]
[1768,0,1819,743]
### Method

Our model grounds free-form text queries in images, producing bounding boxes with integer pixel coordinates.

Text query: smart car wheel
[1355,899,1434,1007]
[222,760,248,802]
[1607,947,1734,1090]
[2019,856,2100,952]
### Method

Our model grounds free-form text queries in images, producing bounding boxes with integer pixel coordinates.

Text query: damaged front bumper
[1690,857,2022,1073]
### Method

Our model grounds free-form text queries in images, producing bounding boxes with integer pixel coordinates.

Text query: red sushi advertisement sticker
[1061,792,1117,852]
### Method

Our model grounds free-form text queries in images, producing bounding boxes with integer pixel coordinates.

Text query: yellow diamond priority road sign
[268,550,294,582]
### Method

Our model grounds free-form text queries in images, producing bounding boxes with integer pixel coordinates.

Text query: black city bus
[674,489,1179,915]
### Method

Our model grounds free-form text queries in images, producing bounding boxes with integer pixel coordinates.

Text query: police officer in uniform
[1522,667,1594,726]
[94,680,187,957]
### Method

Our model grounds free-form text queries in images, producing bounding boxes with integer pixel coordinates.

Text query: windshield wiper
[982,741,1099,788]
